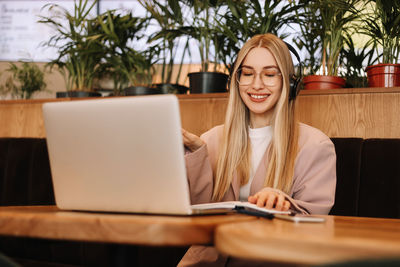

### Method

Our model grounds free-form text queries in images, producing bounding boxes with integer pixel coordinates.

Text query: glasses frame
[235,67,282,87]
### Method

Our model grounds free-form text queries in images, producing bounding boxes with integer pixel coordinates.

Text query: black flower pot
[124,86,162,96]
[188,72,228,94]
[56,91,102,98]
[154,83,189,94]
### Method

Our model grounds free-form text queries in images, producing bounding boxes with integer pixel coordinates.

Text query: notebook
[43,95,289,216]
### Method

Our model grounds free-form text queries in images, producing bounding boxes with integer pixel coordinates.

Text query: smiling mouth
[249,93,269,99]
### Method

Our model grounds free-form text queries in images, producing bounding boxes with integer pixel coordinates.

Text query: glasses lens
[261,68,281,86]
[236,67,254,85]
[236,67,281,86]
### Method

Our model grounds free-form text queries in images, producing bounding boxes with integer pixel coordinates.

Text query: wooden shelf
[1,88,399,138]
[299,87,400,95]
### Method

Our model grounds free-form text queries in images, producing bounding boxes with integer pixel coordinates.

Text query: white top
[239,126,272,201]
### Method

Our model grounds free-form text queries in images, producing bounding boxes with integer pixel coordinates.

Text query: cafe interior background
[1,0,397,99]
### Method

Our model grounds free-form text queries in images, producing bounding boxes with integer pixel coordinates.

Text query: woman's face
[238,47,282,126]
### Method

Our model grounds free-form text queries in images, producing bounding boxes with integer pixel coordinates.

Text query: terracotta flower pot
[303,75,346,90]
[366,63,400,87]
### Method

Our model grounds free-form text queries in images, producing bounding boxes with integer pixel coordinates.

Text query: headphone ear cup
[289,76,301,101]
[284,41,302,101]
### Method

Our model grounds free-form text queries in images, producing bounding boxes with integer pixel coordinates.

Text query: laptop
[43,95,287,216]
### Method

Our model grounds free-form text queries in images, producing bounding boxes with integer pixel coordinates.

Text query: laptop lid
[43,95,193,215]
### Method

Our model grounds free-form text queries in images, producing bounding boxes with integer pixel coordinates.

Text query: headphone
[284,41,303,101]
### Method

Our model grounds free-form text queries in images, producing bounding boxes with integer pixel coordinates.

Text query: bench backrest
[330,138,400,218]
[0,138,54,206]
[0,137,399,218]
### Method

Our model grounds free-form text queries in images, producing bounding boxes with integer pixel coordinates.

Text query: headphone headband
[284,41,302,100]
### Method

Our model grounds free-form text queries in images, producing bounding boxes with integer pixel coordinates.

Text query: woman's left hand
[248,188,290,211]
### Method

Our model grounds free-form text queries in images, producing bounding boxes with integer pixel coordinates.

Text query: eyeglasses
[236,67,282,86]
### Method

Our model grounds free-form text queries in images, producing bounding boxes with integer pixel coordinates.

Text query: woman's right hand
[182,128,204,152]
[248,188,291,212]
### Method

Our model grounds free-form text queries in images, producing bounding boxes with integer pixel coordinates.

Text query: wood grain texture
[296,90,400,138]
[0,206,255,246]
[0,88,399,138]
[0,98,69,138]
[215,215,400,265]
[179,94,228,136]
[0,101,46,138]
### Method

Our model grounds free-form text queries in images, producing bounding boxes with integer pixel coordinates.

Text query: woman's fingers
[282,200,291,211]
[181,128,204,152]
[256,193,268,207]
[249,189,291,211]
[248,195,257,203]
[181,128,191,142]
[265,194,277,209]
[274,194,285,211]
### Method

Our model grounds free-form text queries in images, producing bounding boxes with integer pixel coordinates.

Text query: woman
[180,33,336,266]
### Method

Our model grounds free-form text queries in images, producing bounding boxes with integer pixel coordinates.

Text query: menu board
[0,0,145,62]
[0,1,71,61]
[0,0,200,63]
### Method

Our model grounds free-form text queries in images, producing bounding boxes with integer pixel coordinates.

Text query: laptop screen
[43,95,193,215]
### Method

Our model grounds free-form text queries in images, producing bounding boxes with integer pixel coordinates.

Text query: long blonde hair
[212,33,299,201]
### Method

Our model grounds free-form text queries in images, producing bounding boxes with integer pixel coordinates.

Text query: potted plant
[299,0,362,90]
[38,0,102,97]
[94,9,158,96]
[0,61,47,99]
[122,48,159,96]
[292,0,324,78]
[139,0,189,94]
[338,37,374,88]
[362,0,400,87]
[176,0,229,94]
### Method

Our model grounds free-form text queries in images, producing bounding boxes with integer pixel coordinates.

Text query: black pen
[234,206,275,219]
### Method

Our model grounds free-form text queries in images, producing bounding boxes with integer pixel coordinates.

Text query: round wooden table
[215,215,400,265]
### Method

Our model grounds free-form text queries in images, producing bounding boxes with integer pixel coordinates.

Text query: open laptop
[43,95,201,215]
[43,95,287,216]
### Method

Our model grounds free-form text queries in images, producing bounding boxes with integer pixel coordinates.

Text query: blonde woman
[180,33,336,266]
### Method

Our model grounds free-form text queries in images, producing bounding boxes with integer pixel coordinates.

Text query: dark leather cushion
[358,139,400,218]
[0,138,55,265]
[0,138,187,266]
[0,138,54,206]
[329,138,363,216]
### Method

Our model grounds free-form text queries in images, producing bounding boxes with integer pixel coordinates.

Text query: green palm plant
[297,0,363,76]
[38,0,103,92]
[216,0,303,72]
[360,0,400,64]
[175,0,225,72]
[293,0,323,75]
[152,0,231,93]
[139,0,189,85]
[339,36,374,87]
[95,10,155,95]
[0,61,46,99]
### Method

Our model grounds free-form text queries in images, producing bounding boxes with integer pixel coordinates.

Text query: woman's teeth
[250,94,268,99]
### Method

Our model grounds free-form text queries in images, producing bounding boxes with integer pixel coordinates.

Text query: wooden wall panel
[0,88,399,139]
[0,101,46,138]
[179,95,228,136]
[296,89,400,138]
[0,96,228,138]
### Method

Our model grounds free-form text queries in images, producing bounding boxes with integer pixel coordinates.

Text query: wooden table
[215,215,400,265]
[0,205,255,246]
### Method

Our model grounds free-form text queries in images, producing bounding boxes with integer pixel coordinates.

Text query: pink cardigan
[185,123,336,214]
[180,123,336,266]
